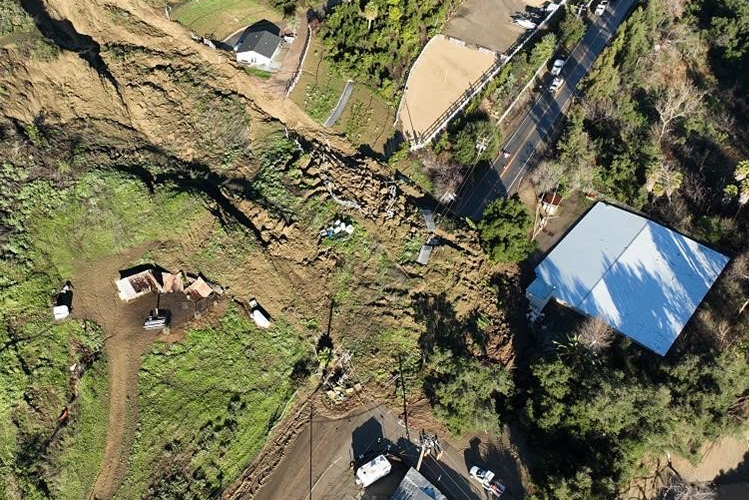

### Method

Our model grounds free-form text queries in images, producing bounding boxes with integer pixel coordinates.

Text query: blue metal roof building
[527,203,730,355]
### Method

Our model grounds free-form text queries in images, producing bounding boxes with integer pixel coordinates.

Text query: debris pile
[319,219,355,240]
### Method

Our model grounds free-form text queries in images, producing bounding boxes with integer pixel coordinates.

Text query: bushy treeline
[320,0,459,98]
[534,0,748,249]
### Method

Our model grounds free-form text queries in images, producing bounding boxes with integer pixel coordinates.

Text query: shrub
[478,197,535,263]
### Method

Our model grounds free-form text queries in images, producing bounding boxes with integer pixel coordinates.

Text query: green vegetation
[27,171,203,276]
[558,6,586,51]
[519,334,747,500]
[47,358,109,500]
[18,38,60,62]
[171,0,282,39]
[244,67,273,79]
[426,348,512,435]
[478,197,535,264]
[0,1,35,37]
[448,117,502,165]
[304,85,338,122]
[0,267,106,500]
[320,0,459,98]
[114,305,312,499]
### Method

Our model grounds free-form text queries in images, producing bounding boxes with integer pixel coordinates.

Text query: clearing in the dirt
[443,0,548,53]
[397,35,497,143]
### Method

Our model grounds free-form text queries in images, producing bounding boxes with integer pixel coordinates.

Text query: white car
[469,466,506,497]
[595,1,608,15]
[551,58,565,76]
[548,76,564,94]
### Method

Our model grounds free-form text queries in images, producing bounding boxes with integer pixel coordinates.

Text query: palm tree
[646,163,683,203]
[363,2,379,31]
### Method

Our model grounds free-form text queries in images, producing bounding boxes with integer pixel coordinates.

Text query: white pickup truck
[595,1,608,15]
[469,465,506,497]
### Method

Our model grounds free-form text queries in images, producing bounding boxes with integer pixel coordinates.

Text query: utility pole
[474,135,489,164]
[416,430,443,471]
[397,354,410,441]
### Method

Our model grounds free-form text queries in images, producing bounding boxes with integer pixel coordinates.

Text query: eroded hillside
[0,1,519,498]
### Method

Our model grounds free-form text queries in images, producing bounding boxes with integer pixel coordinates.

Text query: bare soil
[243,400,533,500]
[70,246,213,499]
[443,0,546,53]
[670,435,749,482]
[398,35,496,141]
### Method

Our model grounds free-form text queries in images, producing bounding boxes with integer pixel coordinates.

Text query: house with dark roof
[233,20,282,70]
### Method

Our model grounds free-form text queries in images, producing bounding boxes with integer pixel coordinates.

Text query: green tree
[451,118,501,165]
[478,197,535,263]
[645,163,684,202]
[427,348,513,435]
[559,7,586,51]
[362,2,379,31]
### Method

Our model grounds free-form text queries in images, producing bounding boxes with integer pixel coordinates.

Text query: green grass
[332,84,396,153]
[171,0,281,40]
[290,39,346,124]
[244,67,273,79]
[113,305,312,499]
[26,170,204,276]
[47,357,109,500]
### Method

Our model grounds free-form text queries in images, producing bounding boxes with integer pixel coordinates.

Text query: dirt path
[70,247,163,500]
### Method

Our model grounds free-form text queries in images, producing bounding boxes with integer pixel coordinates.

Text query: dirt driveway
[70,249,202,499]
[443,0,546,54]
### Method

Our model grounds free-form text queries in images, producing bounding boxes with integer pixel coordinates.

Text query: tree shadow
[411,292,486,361]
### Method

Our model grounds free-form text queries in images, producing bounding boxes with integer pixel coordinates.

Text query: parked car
[548,76,564,94]
[551,58,566,76]
[595,1,608,15]
[469,465,506,497]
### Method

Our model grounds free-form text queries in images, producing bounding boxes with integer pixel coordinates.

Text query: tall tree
[478,197,535,263]
[652,77,705,142]
[362,2,379,32]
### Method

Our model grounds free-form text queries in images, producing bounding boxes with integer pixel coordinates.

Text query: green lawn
[26,170,204,276]
[171,0,282,40]
[290,37,396,153]
[331,83,396,154]
[113,305,312,499]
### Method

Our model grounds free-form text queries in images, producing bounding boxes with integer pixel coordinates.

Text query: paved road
[324,79,355,127]
[454,0,638,220]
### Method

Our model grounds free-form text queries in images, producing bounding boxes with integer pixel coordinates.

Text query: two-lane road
[455,0,638,220]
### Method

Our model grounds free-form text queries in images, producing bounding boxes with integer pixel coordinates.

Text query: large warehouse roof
[528,203,729,355]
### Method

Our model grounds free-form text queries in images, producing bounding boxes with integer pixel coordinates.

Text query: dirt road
[70,249,200,499]
[70,249,159,499]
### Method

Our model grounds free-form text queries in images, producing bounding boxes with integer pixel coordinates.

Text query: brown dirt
[69,245,214,499]
[398,35,496,141]
[443,0,544,53]
[670,435,749,482]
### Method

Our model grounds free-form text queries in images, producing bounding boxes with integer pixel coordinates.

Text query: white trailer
[355,455,392,488]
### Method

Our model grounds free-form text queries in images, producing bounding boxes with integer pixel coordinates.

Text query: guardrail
[403,0,567,150]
